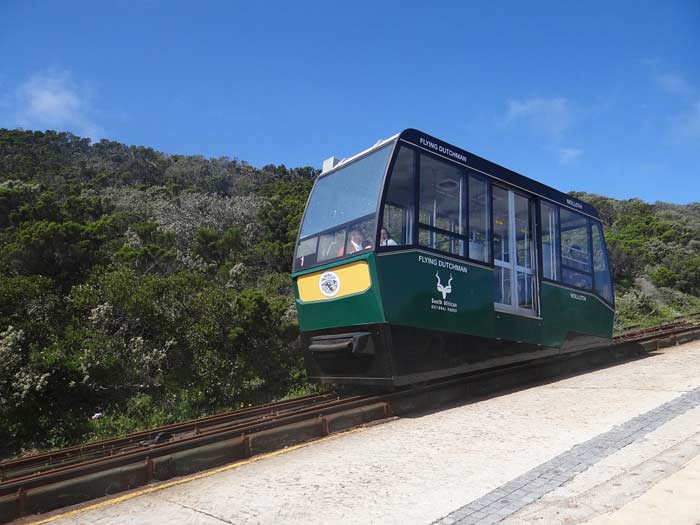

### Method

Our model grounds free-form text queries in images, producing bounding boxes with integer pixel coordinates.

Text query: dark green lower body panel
[296,250,614,386]
[373,250,613,346]
[303,322,609,386]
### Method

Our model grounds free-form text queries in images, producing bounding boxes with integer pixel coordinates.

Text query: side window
[560,208,592,289]
[295,236,318,268]
[380,146,415,247]
[318,229,346,261]
[468,175,489,262]
[492,185,510,263]
[540,202,560,281]
[592,222,614,304]
[418,153,465,256]
[345,221,374,254]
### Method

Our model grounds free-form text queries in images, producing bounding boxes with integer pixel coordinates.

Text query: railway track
[2,319,699,523]
[0,392,341,483]
[614,313,700,342]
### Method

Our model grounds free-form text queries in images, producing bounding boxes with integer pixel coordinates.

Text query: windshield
[294,142,394,271]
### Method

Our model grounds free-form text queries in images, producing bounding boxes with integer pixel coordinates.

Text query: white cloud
[505,97,572,137]
[646,64,700,146]
[670,99,700,144]
[655,72,693,98]
[559,147,582,165]
[6,69,104,139]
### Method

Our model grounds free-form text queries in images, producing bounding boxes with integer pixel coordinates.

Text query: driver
[347,229,369,253]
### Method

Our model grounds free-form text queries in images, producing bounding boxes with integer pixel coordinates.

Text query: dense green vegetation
[0,129,698,456]
[0,129,314,456]
[571,192,700,330]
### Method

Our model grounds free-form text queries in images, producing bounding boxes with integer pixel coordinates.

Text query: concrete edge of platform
[1,402,393,524]
[5,330,700,524]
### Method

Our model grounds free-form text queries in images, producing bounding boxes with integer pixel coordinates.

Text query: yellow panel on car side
[296,261,372,302]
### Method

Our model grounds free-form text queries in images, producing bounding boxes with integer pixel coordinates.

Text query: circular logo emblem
[319,271,340,297]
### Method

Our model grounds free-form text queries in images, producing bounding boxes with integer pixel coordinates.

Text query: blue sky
[1,1,698,203]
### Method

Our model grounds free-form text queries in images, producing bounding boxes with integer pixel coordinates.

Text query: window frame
[538,200,562,283]
[294,212,377,271]
[295,132,614,311]
[417,150,469,256]
[559,207,594,291]
[536,199,615,308]
[376,144,418,249]
[491,184,540,317]
[467,172,492,264]
[298,142,393,240]
[591,220,616,308]
[292,141,397,273]
[374,144,419,253]
[376,145,494,266]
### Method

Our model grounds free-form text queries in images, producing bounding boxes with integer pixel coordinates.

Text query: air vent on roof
[322,157,342,173]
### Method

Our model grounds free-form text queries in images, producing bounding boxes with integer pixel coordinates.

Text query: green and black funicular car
[293,129,614,386]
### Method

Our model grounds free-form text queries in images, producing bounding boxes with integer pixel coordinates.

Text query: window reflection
[293,135,615,309]
[492,186,510,263]
[468,176,489,262]
[540,203,560,281]
[300,144,392,238]
[345,225,373,254]
[592,222,614,303]
[514,194,533,269]
[517,272,535,309]
[294,142,392,271]
[494,266,512,306]
[295,216,374,270]
[561,209,591,275]
[419,154,464,235]
[318,230,346,262]
[418,227,465,256]
[296,237,318,268]
[380,146,415,247]
[563,268,593,289]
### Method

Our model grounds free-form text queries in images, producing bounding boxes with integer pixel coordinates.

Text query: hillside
[0,129,315,455]
[570,192,700,330]
[1,129,698,455]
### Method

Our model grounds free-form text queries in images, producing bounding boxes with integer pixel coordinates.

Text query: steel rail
[6,317,694,478]
[1,320,699,523]
[615,321,700,343]
[0,392,338,480]
[0,392,373,496]
[3,320,698,487]
[614,313,700,341]
[3,321,698,489]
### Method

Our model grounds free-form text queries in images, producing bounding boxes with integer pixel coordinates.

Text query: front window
[294,143,393,271]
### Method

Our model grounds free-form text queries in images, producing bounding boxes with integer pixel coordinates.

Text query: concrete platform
[22,340,700,525]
